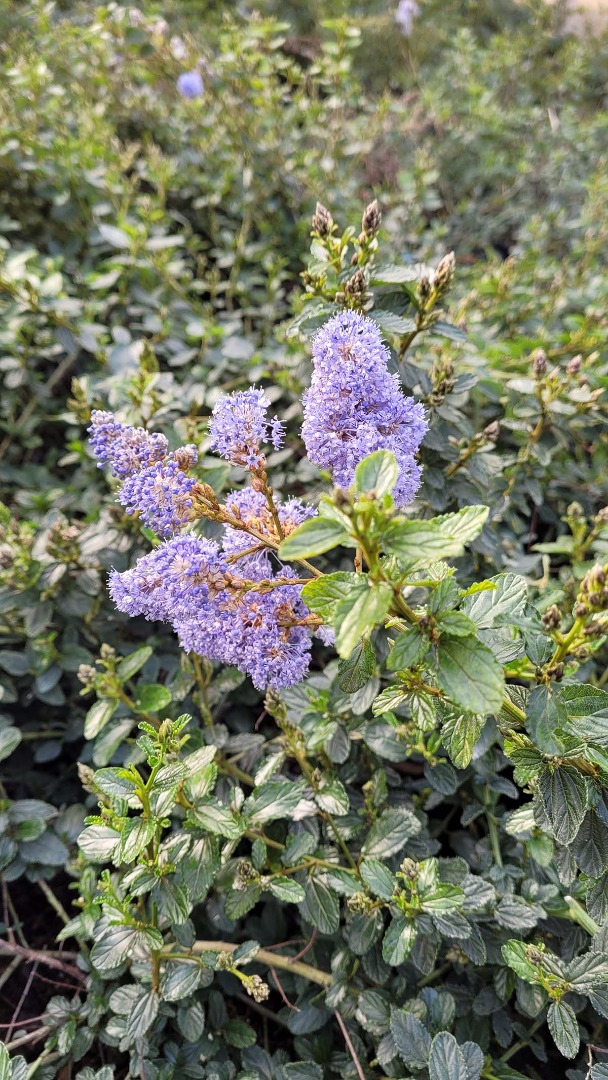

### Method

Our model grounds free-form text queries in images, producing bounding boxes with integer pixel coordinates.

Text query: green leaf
[116,646,153,681]
[428,1032,468,1080]
[570,811,608,877]
[77,824,120,862]
[538,764,587,845]
[463,573,527,625]
[189,799,243,839]
[362,807,420,858]
[373,311,417,335]
[547,1000,579,1059]
[559,684,608,745]
[338,638,376,692]
[268,877,306,903]
[84,698,117,739]
[315,777,349,816]
[501,940,541,985]
[371,684,409,714]
[526,685,567,756]
[161,959,204,1001]
[136,683,172,713]
[301,571,356,621]
[567,951,608,991]
[354,450,399,498]
[245,779,306,823]
[303,876,340,934]
[437,634,504,714]
[438,611,477,637]
[334,579,393,659]
[126,988,159,1040]
[370,263,422,285]
[360,859,395,901]
[118,817,156,863]
[390,1008,431,1068]
[387,626,426,671]
[383,505,489,567]
[93,768,138,799]
[278,516,348,559]
[224,1019,257,1048]
[90,924,139,971]
[0,726,22,763]
[441,711,485,768]
[382,916,416,964]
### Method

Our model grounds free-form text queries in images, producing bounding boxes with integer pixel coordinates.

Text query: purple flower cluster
[177,70,204,99]
[301,311,427,506]
[88,411,168,479]
[208,388,284,471]
[120,455,198,538]
[88,412,198,538]
[222,488,314,564]
[110,532,311,690]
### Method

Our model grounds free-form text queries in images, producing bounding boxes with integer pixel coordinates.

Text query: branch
[163,940,332,988]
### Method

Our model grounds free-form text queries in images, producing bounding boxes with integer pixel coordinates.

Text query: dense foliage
[0,2,607,1078]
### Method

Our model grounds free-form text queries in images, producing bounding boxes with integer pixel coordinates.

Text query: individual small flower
[222,487,314,561]
[177,70,204,99]
[301,311,427,506]
[109,535,229,623]
[88,411,168,479]
[208,388,284,470]
[395,0,420,36]
[119,454,198,537]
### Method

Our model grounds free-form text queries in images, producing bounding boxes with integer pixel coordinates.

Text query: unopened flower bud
[567,502,584,519]
[567,354,582,375]
[526,945,543,965]
[348,892,375,914]
[532,349,547,377]
[77,762,96,792]
[312,202,333,239]
[399,857,419,882]
[173,445,198,471]
[344,269,366,296]
[482,420,500,442]
[435,251,455,293]
[361,199,381,238]
[542,605,561,631]
[596,507,608,524]
[100,644,116,661]
[77,664,97,685]
[417,275,432,303]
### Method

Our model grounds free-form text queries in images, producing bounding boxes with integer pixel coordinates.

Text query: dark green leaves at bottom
[428,1032,468,1080]
[382,916,416,964]
[547,1000,579,1058]
[390,1008,431,1068]
[437,635,504,715]
[303,877,340,934]
[278,516,348,559]
[538,765,587,845]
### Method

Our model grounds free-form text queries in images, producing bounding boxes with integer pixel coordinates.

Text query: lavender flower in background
[119,452,198,537]
[177,70,204,99]
[88,411,168,479]
[208,388,284,470]
[222,487,314,561]
[301,311,427,506]
[395,0,420,36]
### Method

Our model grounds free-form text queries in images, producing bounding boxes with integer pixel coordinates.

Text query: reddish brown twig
[335,1010,366,1080]
[6,960,38,1042]
[290,928,318,962]
[270,969,300,1012]
[0,941,83,981]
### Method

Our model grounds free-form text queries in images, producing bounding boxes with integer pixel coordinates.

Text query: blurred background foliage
[0,0,607,1073]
